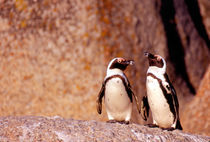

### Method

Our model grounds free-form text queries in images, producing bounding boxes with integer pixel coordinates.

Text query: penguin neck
[147,66,166,80]
[106,68,125,80]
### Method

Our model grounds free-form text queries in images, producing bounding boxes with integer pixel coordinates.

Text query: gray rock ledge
[0,116,209,142]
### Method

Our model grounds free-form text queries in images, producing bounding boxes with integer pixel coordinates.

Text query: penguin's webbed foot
[107,120,118,123]
[146,124,159,128]
[107,120,129,125]
[118,120,129,125]
[161,127,175,131]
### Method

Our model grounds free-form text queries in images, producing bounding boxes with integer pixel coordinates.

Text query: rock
[198,0,210,39]
[174,0,210,91]
[0,0,106,121]
[0,0,168,124]
[0,116,209,142]
[182,65,210,136]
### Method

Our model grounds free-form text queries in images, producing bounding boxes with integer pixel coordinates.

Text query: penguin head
[144,52,166,74]
[108,57,134,71]
[144,52,165,68]
[106,57,134,77]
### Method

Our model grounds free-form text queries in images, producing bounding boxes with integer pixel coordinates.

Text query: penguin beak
[144,52,155,59]
[125,60,134,65]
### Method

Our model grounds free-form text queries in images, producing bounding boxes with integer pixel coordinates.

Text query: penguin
[141,52,182,130]
[96,57,140,124]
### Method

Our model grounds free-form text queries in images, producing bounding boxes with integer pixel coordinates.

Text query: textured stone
[182,65,210,136]
[199,0,210,38]
[174,0,209,90]
[0,116,209,142]
[0,0,167,124]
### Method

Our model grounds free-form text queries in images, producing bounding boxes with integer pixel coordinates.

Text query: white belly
[105,78,132,121]
[146,76,174,128]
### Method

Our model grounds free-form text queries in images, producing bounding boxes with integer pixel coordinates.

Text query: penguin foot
[107,120,118,123]
[118,120,129,125]
[161,127,175,131]
[146,124,159,128]
[107,120,129,125]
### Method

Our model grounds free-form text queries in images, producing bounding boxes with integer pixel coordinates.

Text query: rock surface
[174,0,209,90]
[182,65,210,136]
[0,116,209,142]
[199,0,210,38]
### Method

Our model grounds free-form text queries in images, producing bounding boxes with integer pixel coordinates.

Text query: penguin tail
[176,119,183,130]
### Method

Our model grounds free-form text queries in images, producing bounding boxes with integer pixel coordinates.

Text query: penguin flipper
[125,77,140,113]
[164,73,182,126]
[141,95,150,121]
[132,91,141,114]
[96,82,105,114]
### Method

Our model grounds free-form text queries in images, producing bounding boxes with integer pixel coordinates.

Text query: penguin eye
[118,58,124,63]
[166,85,170,90]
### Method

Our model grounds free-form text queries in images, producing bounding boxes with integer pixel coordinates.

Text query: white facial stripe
[161,56,166,71]
[106,57,130,84]
[157,55,166,70]
[156,56,162,61]
[107,58,118,71]
[147,56,166,80]
[106,57,124,77]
